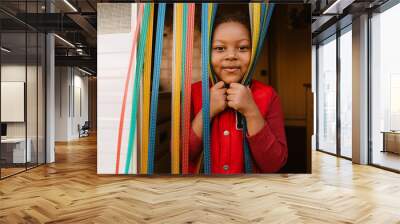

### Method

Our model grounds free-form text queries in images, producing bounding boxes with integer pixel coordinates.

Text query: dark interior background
[152,3,312,174]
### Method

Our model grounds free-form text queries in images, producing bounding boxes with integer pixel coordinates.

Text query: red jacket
[189,80,288,174]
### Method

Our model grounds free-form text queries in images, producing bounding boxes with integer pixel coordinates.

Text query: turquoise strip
[125,4,151,174]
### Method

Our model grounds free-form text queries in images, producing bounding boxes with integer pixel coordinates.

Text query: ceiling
[0,0,97,74]
[1,0,394,75]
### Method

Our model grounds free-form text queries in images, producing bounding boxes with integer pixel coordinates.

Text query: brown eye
[239,46,250,51]
[214,46,225,52]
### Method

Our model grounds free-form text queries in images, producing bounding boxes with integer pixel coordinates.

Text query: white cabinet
[1,138,32,163]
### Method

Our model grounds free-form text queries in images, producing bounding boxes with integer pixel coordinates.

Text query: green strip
[125,4,151,174]
[181,4,188,115]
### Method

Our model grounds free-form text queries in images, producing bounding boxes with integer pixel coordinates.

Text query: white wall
[1,63,46,163]
[1,65,37,138]
[72,72,89,138]
[97,3,138,174]
[55,66,69,141]
[55,66,89,141]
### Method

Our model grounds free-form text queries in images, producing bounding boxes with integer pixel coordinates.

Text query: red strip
[182,4,195,174]
[115,4,144,174]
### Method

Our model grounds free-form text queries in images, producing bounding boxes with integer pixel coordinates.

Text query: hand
[210,81,227,118]
[226,83,258,117]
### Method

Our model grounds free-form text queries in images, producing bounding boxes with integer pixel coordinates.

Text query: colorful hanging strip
[171,3,184,174]
[208,4,218,86]
[201,3,217,175]
[242,3,261,85]
[242,118,253,173]
[140,4,154,174]
[201,3,210,174]
[244,3,275,85]
[147,3,166,175]
[124,3,152,174]
[180,4,188,163]
[241,3,262,173]
[115,4,143,174]
[182,3,195,174]
[241,2,275,173]
[181,4,188,100]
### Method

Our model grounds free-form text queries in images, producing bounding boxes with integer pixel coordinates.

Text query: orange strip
[182,4,195,174]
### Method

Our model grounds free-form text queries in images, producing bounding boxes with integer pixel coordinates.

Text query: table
[1,138,32,163]
[381,131,400,154]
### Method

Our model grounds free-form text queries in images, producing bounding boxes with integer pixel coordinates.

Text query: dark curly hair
[213,4,251,37]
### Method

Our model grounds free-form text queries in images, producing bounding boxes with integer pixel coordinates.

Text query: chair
[79,121,90,138]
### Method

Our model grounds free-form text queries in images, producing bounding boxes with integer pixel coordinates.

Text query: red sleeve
[189,125,203,161]
[246,91,288,173]
[189,83,203,161]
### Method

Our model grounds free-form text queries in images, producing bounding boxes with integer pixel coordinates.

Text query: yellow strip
[171,3,183,174]
[141,3,154,174]
[242,3,261,84]
[208,4,216,85]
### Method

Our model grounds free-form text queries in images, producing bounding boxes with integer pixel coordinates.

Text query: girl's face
[211,21,251,84]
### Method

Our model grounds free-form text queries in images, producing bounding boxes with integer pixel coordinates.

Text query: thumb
[214,81,225,89]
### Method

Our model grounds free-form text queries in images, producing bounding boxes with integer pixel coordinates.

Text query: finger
[217,88,227,96]
[226,88,235,95]
[214,81,225,89]
[226,88,239,95]
[227,101,236,109]
[226,94,235,101]
[229,82,243,89]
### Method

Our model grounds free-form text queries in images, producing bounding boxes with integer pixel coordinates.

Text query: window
[316,25,353,159]
[0,1,47,179]
[317,36,337,154]
[339,28,352,158]
[370,2,400,171]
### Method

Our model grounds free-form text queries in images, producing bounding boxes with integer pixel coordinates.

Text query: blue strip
[242,119,253,173]
[202,3,211,174]
[242,4,275,173]
[148,3,166,175]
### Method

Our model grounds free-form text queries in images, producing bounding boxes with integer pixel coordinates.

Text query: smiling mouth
[223,67,240,73]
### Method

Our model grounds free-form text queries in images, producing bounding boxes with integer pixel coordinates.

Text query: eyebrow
[212,39,251,43]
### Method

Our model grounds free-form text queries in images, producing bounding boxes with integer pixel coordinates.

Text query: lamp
[63,0,78,12]
[54,34,75,48]
[1,47,11,53]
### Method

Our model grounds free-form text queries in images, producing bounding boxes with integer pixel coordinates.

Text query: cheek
[241,53,251,69]
[211,53,220,70]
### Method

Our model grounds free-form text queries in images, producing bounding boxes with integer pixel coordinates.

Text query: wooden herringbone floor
[1,135,400,224]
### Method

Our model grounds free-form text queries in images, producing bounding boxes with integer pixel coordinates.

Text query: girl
[189,8,288,174]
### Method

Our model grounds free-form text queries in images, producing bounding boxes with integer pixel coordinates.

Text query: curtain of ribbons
[114,3,274,175]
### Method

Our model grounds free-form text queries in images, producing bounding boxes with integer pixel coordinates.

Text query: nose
[224,48,237,60]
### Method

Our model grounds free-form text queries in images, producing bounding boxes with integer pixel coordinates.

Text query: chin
[219,74,242,84]
[224,80,238,84]
[221,77,242,84]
